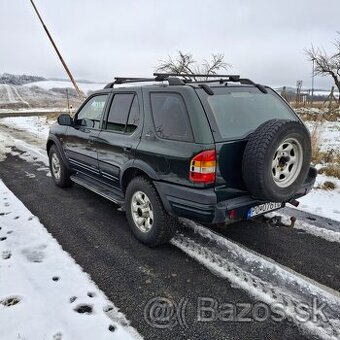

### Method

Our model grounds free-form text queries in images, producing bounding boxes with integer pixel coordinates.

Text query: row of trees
[156,33,340,102]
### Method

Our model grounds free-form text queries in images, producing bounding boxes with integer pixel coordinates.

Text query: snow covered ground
[296,173,340,222]
[0,180,141,340]
[305,120,340,153]
[296,119,340,221]
[1,116,54,140]
[24,80,106,96]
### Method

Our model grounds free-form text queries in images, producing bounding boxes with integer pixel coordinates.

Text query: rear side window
[106,93,140,133]
[126,96,140,133]
[150,93,193,142]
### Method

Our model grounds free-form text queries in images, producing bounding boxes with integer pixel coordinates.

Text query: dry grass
[321,181,337,190]
[308,121,340,179]
[309,119,324,164]
[318,166,340,179]
[313,149,339,165]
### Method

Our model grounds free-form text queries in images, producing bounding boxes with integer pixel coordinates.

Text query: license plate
[247,202,282,218]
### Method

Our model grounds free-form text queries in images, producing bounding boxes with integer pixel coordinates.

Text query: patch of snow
[1,116,54,140]
[0,127,48,165]
[266,211,340,244]
[294,174,340,222]
[305,120,340,153]
[0,180,141,340]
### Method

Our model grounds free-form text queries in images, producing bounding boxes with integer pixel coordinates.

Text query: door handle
[123,145,132,152]
[88,139,95,145]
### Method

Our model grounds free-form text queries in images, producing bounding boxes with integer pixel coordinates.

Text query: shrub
[321,181,337,190]
[318,166,340,179]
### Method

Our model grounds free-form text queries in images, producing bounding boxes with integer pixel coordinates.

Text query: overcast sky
[1,0,339,89]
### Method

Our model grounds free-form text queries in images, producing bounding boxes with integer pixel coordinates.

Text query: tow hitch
[288,199,300,207]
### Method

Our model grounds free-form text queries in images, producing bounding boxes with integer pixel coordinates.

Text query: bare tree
[156,51,231,81]
[305,33,340,103]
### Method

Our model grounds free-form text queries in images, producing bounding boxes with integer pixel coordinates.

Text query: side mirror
[57,114,73,126]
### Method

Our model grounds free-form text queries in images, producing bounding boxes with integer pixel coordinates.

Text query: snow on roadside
[0,179,141,340]
[0,127,48,165]
[293,174,340,222]
[266,211,340,244]
[173,220,340,340]
[1,115,54,140]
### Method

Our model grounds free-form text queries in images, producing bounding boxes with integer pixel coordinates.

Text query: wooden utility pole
[29,0,84,97]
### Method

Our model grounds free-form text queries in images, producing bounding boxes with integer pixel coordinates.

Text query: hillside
[0,73,46,85]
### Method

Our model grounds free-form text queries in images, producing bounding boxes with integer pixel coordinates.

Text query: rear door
[196,86,299,198]
[64,93,109,177]
[96,89,143,187]
[135,89,204,187]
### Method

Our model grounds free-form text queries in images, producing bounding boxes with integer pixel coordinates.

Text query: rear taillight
[189,149,216,184]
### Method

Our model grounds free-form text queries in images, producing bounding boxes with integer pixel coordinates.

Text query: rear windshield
[200,87,297,140]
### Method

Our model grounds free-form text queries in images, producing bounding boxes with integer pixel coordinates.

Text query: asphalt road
[1,151,339,339]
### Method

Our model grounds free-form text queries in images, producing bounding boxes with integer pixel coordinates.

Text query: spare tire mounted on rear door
[242,119,311,202]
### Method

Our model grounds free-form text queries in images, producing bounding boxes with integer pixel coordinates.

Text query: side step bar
[70,173,125,206]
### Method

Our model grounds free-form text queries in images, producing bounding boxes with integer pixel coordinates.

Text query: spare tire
[242,119,311,202]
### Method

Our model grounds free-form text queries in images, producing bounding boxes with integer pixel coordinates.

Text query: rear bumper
[154,167,317,224]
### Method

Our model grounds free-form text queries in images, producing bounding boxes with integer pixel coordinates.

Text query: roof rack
[104,75,185,89]
[153,73,240,80]
[103,73,267,94]
[153,73,267,93]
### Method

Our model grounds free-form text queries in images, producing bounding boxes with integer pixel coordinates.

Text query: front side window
[106,93,140,133]
[150,93,193,142]
[76,95,108,129]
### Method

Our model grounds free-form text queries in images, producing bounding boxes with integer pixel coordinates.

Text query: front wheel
[125,177,177,247]
[48,145,72,188]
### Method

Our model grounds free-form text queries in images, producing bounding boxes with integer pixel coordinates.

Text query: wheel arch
[47,135,71,170]
[121,160,160,193]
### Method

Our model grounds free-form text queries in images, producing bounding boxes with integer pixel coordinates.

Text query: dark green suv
[47,74,316,246]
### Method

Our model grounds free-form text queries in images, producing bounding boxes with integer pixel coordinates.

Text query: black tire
[242,119,311,202]
[125,177,177,247]
[48,144,72,188]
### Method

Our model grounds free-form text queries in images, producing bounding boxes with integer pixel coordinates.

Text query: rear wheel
[48,145,72,188]
[125,177,177,247]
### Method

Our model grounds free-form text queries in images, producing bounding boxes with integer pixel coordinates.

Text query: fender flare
[120,159,160,187]
[46,135,72,170]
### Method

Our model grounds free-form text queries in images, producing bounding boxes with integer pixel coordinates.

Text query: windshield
[203,87,297,140]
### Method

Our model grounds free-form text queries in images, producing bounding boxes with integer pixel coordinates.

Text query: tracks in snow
[0,84,30,107]
[172,219,340,340]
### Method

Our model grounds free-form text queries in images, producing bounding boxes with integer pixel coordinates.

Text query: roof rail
[103,73,267,93]
[153,73,240,80]
[104,75,185,88]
